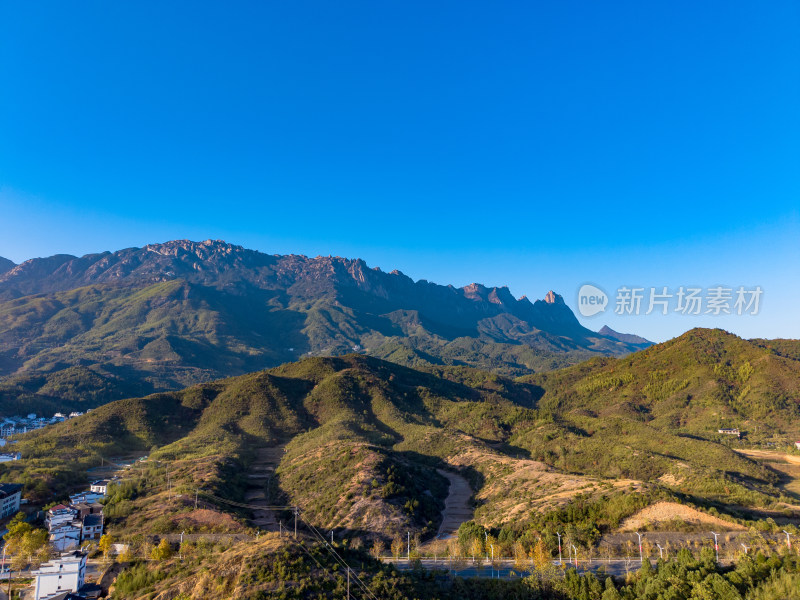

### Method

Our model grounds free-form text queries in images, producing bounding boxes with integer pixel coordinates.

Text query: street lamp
[782,530,792,550]
[635,532,643,564]
[571,545,578,569]
[656,543,664,560]
[556,533,563,565]
[712,532,720,563]
[740,543,749,555]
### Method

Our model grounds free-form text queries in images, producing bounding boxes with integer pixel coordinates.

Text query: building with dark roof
[0,483,22,518]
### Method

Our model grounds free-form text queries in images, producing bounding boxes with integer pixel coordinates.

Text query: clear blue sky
[1,1,798,342]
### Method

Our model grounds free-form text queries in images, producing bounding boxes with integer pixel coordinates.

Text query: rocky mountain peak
[544,290,563,304]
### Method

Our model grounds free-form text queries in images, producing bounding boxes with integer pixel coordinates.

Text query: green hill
[6,331,800,545]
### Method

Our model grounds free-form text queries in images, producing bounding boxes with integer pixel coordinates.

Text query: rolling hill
[8,329,800,547]
[0,239,649,413]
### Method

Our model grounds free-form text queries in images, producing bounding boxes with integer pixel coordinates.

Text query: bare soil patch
[618,502,745,532]
[447,445,640,527]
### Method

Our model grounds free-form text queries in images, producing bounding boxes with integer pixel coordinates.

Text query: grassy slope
[6,331,800,543]
[513,328,800,514]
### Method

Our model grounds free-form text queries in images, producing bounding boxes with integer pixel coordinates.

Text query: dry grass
[618,502,746,532]
[445,444,640,527]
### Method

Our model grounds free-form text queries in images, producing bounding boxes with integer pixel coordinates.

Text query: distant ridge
[0,239,652,410]
[0,256,14,275]
[598,325,651,348]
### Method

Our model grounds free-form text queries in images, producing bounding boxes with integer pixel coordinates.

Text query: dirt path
[246,446,286,530]
[435,469,473,539]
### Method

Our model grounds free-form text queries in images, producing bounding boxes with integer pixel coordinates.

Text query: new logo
[577,284,608,317]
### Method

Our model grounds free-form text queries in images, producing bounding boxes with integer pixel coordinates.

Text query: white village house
[32,551,87,600]
[0,452,21,463]
[89,480,110,495]
[48,522,82,552]
[46,505,76,529]
[69,491,104,505]
[0,483,22,519]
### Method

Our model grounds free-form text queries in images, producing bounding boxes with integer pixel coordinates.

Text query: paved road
[385,557,669,579]
[435,470,473,540]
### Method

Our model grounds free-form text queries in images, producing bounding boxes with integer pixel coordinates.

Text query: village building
[0,483,22,518]
[32,551,87,600]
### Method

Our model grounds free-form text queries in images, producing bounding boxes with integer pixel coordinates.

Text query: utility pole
[330,530,334,545]
[347,567,350,600]
[712,532,720,563]
[783,530,792,550]
[407,531,410,562]
[572,545,577,569]
[636,532,643,564]
[294,507,298,539]
[556,532,563,565]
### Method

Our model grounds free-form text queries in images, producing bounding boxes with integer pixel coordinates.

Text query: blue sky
[1,1,798,342]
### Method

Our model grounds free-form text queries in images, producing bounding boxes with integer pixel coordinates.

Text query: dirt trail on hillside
[435,469,473,539]
[246,446,286,530]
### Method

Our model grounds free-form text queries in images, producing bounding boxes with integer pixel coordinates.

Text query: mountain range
[0,239,649,412]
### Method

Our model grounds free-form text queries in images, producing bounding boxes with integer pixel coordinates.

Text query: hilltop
[0,239,649,412]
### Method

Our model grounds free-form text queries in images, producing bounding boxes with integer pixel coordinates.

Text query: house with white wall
[89,480,110,495]
[0,483,22,518]
[32,551,86,600]
[48,523,81,552]
[46,505,77,530]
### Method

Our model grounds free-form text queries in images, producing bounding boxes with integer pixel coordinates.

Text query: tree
[150,538,173,561]
[370,539,385,559]
[118,546,134,562]
[3,517,49,597]
[98,533,115,563]
[601,577,623,600]
[513,541,528,572]
[469,537,484,563]
[390,536,404,560]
